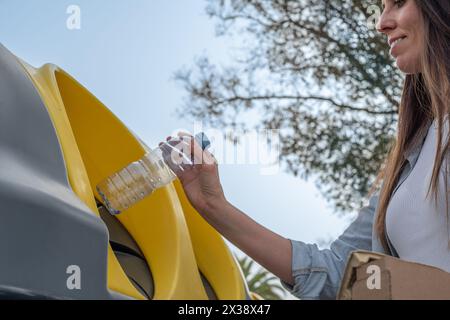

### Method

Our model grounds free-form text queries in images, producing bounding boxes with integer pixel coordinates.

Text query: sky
[0,0,355,267]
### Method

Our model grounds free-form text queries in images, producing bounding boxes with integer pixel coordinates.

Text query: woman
[161,0,450,299]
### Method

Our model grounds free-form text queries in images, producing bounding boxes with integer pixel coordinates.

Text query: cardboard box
[337,250,450,300]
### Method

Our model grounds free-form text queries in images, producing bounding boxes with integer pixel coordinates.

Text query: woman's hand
[159,133,227,216]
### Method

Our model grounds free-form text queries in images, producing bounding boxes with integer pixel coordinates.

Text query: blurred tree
[175,0,403,214]
[237,255,286,300]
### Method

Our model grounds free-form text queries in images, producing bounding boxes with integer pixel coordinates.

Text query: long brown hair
[369,0,450,251]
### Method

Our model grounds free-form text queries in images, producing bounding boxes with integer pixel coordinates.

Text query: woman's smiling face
[377,0,425,74]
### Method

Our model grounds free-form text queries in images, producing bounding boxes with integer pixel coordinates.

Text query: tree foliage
[176,0,404,214]
[237,255,286,300]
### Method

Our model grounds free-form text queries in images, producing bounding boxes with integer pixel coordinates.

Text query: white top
[386,117,450,272]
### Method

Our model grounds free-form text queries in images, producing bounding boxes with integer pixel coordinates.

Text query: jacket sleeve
[280,190,380,300]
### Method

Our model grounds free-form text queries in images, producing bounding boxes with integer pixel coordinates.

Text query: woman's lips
[390,36,407,57]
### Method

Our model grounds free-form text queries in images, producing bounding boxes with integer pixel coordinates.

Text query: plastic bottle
[96,132,210,215]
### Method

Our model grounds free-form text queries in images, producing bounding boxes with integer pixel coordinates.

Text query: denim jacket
[281,119,434,300]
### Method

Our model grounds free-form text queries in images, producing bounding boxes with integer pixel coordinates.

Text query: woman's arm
[201,199,294,286]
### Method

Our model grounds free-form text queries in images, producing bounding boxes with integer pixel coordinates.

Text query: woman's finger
[158,140,193,175]
[176,132,205,165]
[161,132,217,168]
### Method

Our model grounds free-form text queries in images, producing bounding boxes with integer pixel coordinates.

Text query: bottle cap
[195,132,211,150]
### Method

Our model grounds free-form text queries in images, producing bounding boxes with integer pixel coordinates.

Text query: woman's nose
[376,11,396,35]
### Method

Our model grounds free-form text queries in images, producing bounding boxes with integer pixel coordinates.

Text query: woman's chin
[396,56,421,74]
